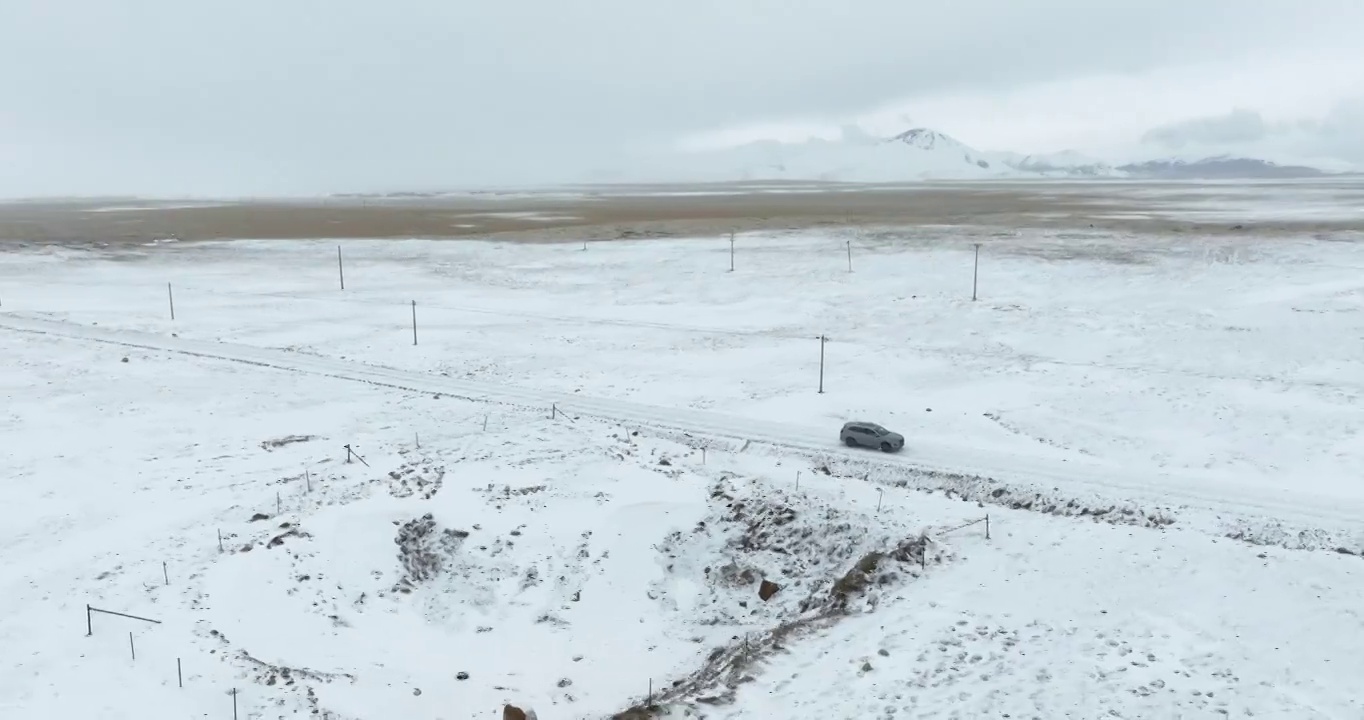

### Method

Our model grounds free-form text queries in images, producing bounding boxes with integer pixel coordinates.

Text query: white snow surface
[2,227,1364,719]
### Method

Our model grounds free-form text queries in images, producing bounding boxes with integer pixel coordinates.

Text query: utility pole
[729,232,735,272]
[846,241,852,272]
[411,300,418,345]
[338,246,346,290]
[817,334,827,394]
[972,243,981,301]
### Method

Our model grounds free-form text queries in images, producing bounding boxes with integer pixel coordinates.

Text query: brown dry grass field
[2,180,1362,245]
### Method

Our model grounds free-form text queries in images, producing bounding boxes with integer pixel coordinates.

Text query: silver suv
[840,421,904,453]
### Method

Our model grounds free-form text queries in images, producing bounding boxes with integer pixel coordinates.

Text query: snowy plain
[2,225,1363,719]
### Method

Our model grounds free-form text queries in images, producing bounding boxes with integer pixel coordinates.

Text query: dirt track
[2,180,1362,245]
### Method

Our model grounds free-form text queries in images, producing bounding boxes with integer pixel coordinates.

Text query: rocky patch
[386,459,445,500]
[653,478,928,625]
[655,428,1361,556]
[239,649,355,686]
[393,513,470,591]
[808,456,1176,530]
[260,435,316,451]
[616,527,946,718]
[235,648,355,719]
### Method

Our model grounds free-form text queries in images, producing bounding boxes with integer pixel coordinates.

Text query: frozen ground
[712,514,1364,720]
[2,227,1363,719]
[3,229,1362,521]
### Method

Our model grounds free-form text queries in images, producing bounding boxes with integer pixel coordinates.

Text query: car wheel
[844,437,858,448]
[880,442,892,452]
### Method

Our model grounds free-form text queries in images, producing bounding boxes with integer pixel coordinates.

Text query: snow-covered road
[5,313,1359,541]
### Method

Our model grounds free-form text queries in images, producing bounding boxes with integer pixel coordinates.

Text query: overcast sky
[2,0,1362,196]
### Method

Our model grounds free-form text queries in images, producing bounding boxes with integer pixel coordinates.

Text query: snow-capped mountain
[886,128,995,171]
[1116,156,1328,179]
[608,128,1037,183]
[693,128,1010,182]
[595,127,1355,184]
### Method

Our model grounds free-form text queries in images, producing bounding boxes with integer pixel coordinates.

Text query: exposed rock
[395,513,469,584]
[758,579,781,601]
[259,435,316,451]
[386,459,446,499]
[456,671,469,681]
[503,704,527,720]
[266,527,310,549]
[237,649,355,685]
[829,551,883,605]
[714,563,757,587]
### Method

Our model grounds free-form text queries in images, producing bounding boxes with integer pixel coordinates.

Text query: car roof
[844,421,879,428]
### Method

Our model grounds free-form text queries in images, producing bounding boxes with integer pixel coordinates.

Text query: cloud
[679,44,1364,162]
[1141,109,1271,149]
[1137,100,1364,166]
[1292,100,1364,164]
[1,0,1363,194]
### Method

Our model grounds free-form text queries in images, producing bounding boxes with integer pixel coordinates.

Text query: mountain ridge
[606,127,1356,183]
